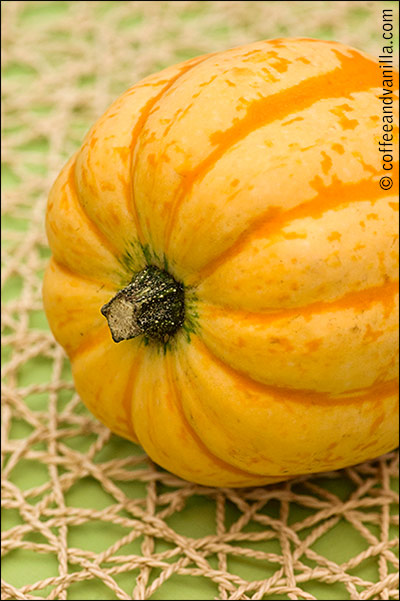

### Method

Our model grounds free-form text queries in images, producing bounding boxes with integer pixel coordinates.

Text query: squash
[43,38,399,487]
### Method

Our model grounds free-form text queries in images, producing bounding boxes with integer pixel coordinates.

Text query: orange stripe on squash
[194,173,398,283]
[164,47,383,250]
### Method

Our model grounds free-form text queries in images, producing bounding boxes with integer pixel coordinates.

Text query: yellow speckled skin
[43,39,399,487]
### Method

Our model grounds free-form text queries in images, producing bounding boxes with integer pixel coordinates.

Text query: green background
[2,1,399,599]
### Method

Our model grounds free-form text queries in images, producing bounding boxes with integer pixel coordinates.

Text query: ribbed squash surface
[43,38,399,486]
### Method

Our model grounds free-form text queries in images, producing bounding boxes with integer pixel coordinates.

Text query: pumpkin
[43,38,399,487]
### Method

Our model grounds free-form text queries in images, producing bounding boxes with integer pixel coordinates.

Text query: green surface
[2,1,399,599]
[3,445,398,599]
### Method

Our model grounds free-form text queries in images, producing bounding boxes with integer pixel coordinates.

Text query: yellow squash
[43,38,399,487]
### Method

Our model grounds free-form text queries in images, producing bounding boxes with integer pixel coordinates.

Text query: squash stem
[101,265,185,343]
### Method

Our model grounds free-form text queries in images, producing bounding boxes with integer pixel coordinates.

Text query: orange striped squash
[43,38,399,487]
